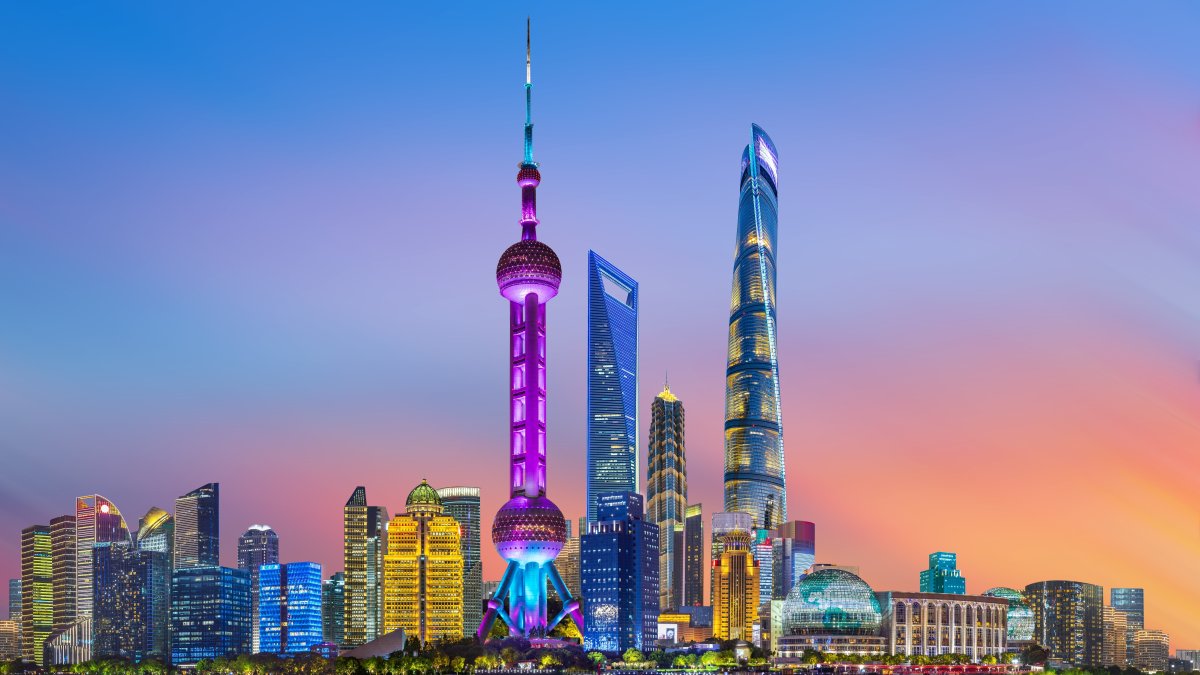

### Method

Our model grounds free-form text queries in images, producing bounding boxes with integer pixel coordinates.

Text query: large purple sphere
[492,495,566,564]
[497,240,561,303]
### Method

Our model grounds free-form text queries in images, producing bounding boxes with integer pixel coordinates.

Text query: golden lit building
[712,529,758,641]
[1134,629,1169,672]
[343,487,388,647]
[383,480,463,644]
[1103,605,1129,666]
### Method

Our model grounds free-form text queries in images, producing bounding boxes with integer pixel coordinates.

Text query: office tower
[20,525,52,665]
[586,250,640,524]
[1025,580,1104,667]
[771,520,815,600]
[258,562,322,655]
[170,566,251,666]
[558,519,581,599]
[437,486,482,635]
[1135,630,1170,672]
[683,504,704,607]
[342,486,388,647]
[753,529,773,615]
[383,481,464,644]
[6,579,18,621]
[93,541,170,661]
[712,529,759,642]
[1113,587,1145,664]
[647,383,686,612]
[322,572,345,647]
[919,552,966,594]
[580,492,659,652]
[1103,606,1130,666]
[237,524,279,652]
[477,22,583,642]
[723,124,787,531]
[75,495,132,621]
[174,483,219,569]
[49,515,76,633]
[709,511,753,604]
[0,620,17,661]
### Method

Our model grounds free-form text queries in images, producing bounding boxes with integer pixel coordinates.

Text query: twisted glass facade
[586,251,639,524]
[258,562,323,655]
[724,124,787,531]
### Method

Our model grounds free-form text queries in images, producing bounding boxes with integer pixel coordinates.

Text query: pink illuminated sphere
[496,240,561,303]
[492,495,566,565]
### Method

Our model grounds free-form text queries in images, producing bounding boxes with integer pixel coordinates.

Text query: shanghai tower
[723,124,787,531]
[478,21,584,642]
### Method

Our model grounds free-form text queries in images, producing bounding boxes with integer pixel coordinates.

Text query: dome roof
[984,587,1035,642]
[497,239,561,303]
[782,568,882,636]
[983,587,1022,602]
[406,480,443,513]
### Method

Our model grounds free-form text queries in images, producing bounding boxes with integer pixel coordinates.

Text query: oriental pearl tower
[477,20,584,642]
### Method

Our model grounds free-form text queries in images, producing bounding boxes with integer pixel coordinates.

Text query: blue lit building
[723,124,788,531]
[258,562,323,655]
[586,251,639,524]
[919,552,966,594]
[93,542,169,662]
[170,566,251,666]
[581,492,658,652]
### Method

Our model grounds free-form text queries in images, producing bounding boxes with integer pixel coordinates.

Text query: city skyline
[1,2,1199,650]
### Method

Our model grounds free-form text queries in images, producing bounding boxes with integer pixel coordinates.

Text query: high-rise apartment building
[258,562,323,655]
[20,524,52,665]
[586,250,639,524]
[383,481,463,644]
[712,529,759,642]
[1113,587,1145,664]
[710,511,753,605]
[919,552,966,595]
[683,504,704,607]
[322,572,345,647]
[342,486,388,647]
[723,124,787,531]
[75,495,132,622]
[237,524,280,653]
[647,383,687,612]
[1025,580,1104,667]
[581,492,659,652]
[771,520,815,600]
[49,515,76,634]
[0,620,17,661]
[436,486,482,636]
[7,579,19,621]
[174,483,219,570]
[1135,629,1170,672]
[1103,605,1130,666]
[170,566,251,666]
[92,541,170,662]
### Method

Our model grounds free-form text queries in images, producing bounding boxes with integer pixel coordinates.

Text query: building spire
[523,18,536,166]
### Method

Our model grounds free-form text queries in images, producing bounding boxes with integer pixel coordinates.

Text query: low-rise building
[878,591,1008,660]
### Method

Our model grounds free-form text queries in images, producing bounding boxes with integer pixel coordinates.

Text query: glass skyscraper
[170,566,251,666]
[237,524,280,653]
[683,504,704,607]
[581,492,659,652]
[919,551,966,594]
[770,520,815,600]
[437,486,482,636]
[723,124,787,531]
[1025,580,1104,667]
[647,383,686,612]
[321,572,344,647]
[1111,587,1144,664]
[20,524,52,665]
[342,486,387,647]
[92,541,169,662]
[74,495,132,623]
[586,250,639,524]
[258,562,323,655]
[49,515,76,634]
[174,483,219,570]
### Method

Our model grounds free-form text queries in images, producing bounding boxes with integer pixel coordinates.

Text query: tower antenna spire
[523,17,534,165]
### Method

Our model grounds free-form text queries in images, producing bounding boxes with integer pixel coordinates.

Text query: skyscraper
[322,572,345,647]
[709,511,753,605]
[1103,605,1130,666]
[477,22,582,641]
[1025,580,1104,667]
[258,562,323,655]
[586,250,640,524]
[174,483,219,570]
[93,541,170,662]
[771,520,815,600]
[49,515,76,634]
[342,487,388,647]
[683,504,704,607]
[238,524,280,653]
[581,492,659,652]
[558,519,581,599]
[712,529,759,642]
[383,481,464,644]
[170,566,251,666]
[723,124,787,531]
[20,524,52,665]
[7,579,19,622]
[74,495,131,622]
[1112,587,1145,664]
[437,486,482,636]
[919,551,966,594]
[647,383,687,612]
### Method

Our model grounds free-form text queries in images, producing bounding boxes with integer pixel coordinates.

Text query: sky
[1,0,1199,647]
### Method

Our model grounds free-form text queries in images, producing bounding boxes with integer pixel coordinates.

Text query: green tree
[586,652,605,667]
[621,649,644,665]
[500,649,519,668]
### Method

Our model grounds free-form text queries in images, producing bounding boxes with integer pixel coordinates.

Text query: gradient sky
[2,1,1199,647]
